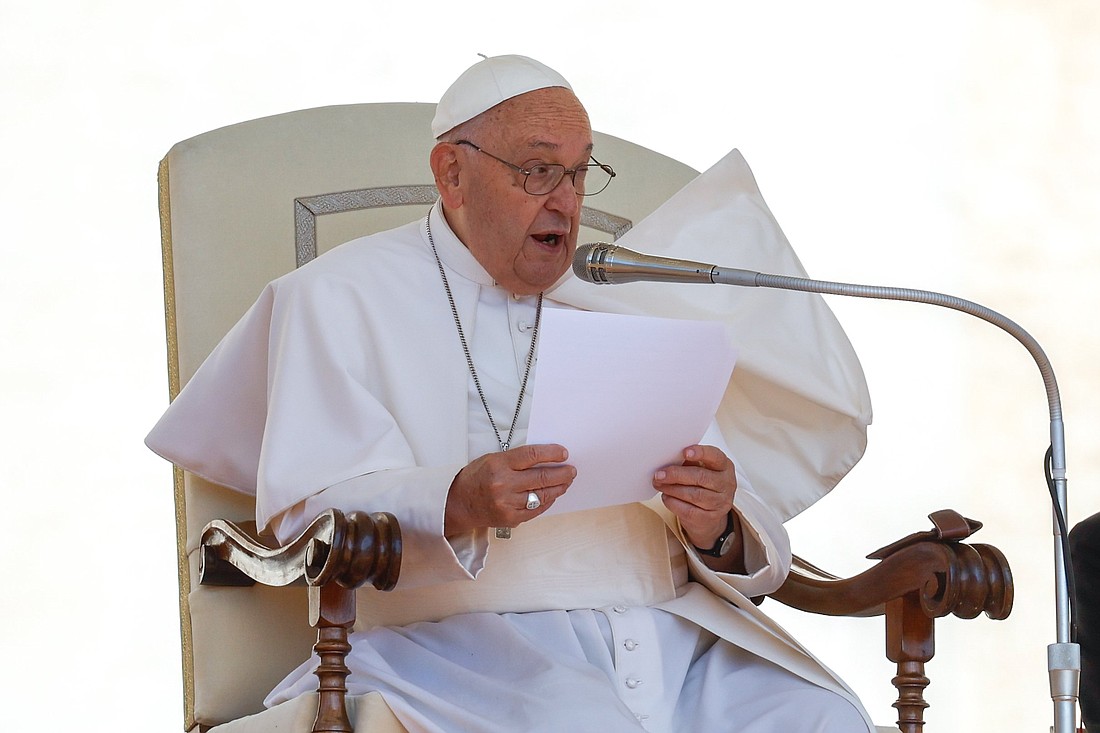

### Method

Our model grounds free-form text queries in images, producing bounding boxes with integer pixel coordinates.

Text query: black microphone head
[572,242,613,284]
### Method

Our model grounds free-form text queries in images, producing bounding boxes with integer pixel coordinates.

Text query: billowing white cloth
[557,149,872,521]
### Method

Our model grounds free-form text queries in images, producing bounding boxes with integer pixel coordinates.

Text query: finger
[505,443,570,468]
[657,445,736,495]
[681,444,732,471]
[654,464,729,494]
[510,469,575,512]
[468,451,573,493]
[540,482,570,504]
[525,463,577,490]
[655,481,731,513]
[660,492,725,524]
[518,486,558,510]
[533,481,571,506]
[504,482,571,527]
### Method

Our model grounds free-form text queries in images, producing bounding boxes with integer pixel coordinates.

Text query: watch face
[718,533,736,557]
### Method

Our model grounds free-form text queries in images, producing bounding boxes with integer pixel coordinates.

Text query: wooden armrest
[198,509,402,733]
[769,510,1013,733]
[773,540,1012,620]
[199,508,401,591]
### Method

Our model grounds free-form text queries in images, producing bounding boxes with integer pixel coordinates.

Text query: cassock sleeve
[697,421,791,597]
[146,273,486,587]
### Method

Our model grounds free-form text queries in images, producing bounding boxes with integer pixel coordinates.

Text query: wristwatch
[693,511,737,558]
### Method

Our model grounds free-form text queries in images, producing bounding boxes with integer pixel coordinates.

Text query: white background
[2,1,1097,730]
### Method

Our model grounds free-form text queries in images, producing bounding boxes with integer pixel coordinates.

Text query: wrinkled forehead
[484,88,593,155]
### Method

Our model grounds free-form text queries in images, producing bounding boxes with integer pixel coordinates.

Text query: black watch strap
[693,510,736,558]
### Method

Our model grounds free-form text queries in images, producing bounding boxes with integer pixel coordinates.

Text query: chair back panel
[159,102,697,729]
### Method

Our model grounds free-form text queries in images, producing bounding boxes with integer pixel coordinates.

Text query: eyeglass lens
[525,162,613,196]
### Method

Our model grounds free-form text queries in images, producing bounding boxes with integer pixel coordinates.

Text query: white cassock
[147,152,875,732]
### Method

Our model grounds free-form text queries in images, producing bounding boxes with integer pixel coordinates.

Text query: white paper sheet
[527,309,738,516]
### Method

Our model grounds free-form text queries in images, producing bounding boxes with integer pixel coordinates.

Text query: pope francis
[148,54,876,732]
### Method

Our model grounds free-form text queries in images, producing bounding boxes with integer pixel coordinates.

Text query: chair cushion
[188,577,313,725]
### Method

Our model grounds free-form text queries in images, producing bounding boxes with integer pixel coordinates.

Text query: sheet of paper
[527,309,738,516]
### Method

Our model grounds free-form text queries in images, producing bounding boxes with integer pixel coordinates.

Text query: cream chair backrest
[157,102,698,730]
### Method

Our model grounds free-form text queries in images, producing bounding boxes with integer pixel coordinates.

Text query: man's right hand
[444,444,575,535]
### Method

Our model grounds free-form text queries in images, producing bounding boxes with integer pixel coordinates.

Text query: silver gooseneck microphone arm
[574,242,1079,732]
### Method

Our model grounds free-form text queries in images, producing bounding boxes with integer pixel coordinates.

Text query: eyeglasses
[455,139,616,196]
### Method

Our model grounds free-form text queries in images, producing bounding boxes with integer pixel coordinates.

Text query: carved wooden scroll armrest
[199,510,402,733]
[769,509,1012,733]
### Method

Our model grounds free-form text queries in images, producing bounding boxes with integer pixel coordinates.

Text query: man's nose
[544,174,581,216]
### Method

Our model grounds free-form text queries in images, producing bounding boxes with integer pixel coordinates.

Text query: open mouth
[533,232,563,247]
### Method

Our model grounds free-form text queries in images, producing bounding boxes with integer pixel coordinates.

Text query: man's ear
[430,142,464,208]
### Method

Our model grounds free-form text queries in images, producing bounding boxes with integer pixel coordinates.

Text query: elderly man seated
[148,55,875,732]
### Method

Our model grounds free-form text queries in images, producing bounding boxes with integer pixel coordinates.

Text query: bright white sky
[2,1,1097,730]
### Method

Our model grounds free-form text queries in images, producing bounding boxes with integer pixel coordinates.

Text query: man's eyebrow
[524,140,596,155]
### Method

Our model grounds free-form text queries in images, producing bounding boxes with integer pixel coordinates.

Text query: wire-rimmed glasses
[455,139,616,196]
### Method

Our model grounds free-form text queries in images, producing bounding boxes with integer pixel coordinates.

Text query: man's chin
[512,250,573,293]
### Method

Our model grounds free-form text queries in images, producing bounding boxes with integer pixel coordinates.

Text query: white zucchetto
[431,55,573,139]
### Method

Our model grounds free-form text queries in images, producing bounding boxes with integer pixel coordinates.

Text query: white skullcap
[431,55,573,139]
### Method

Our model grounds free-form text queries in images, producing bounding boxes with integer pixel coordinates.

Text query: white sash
[355,502,682,629]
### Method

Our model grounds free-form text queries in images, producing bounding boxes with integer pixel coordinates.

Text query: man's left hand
[653,444,745,572]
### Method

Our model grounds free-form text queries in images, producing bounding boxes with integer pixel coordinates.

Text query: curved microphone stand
[575,242,1081,733]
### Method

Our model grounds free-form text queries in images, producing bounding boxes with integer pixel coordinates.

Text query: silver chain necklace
[426,210,543,454]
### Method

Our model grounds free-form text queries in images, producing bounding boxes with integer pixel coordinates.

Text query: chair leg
[311,583,356,733]
[886,594,934,733]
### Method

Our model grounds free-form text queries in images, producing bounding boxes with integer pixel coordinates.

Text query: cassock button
[625,677,642,689]
[517,320,531,333]
[612,606,627,614]
[623,639,639,651]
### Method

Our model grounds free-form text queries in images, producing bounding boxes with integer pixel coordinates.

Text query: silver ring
[525,491,541,510]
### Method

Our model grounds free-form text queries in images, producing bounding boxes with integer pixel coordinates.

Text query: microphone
[572,242,760,286]
[574,242,723,285]
[573,240,1078,733]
